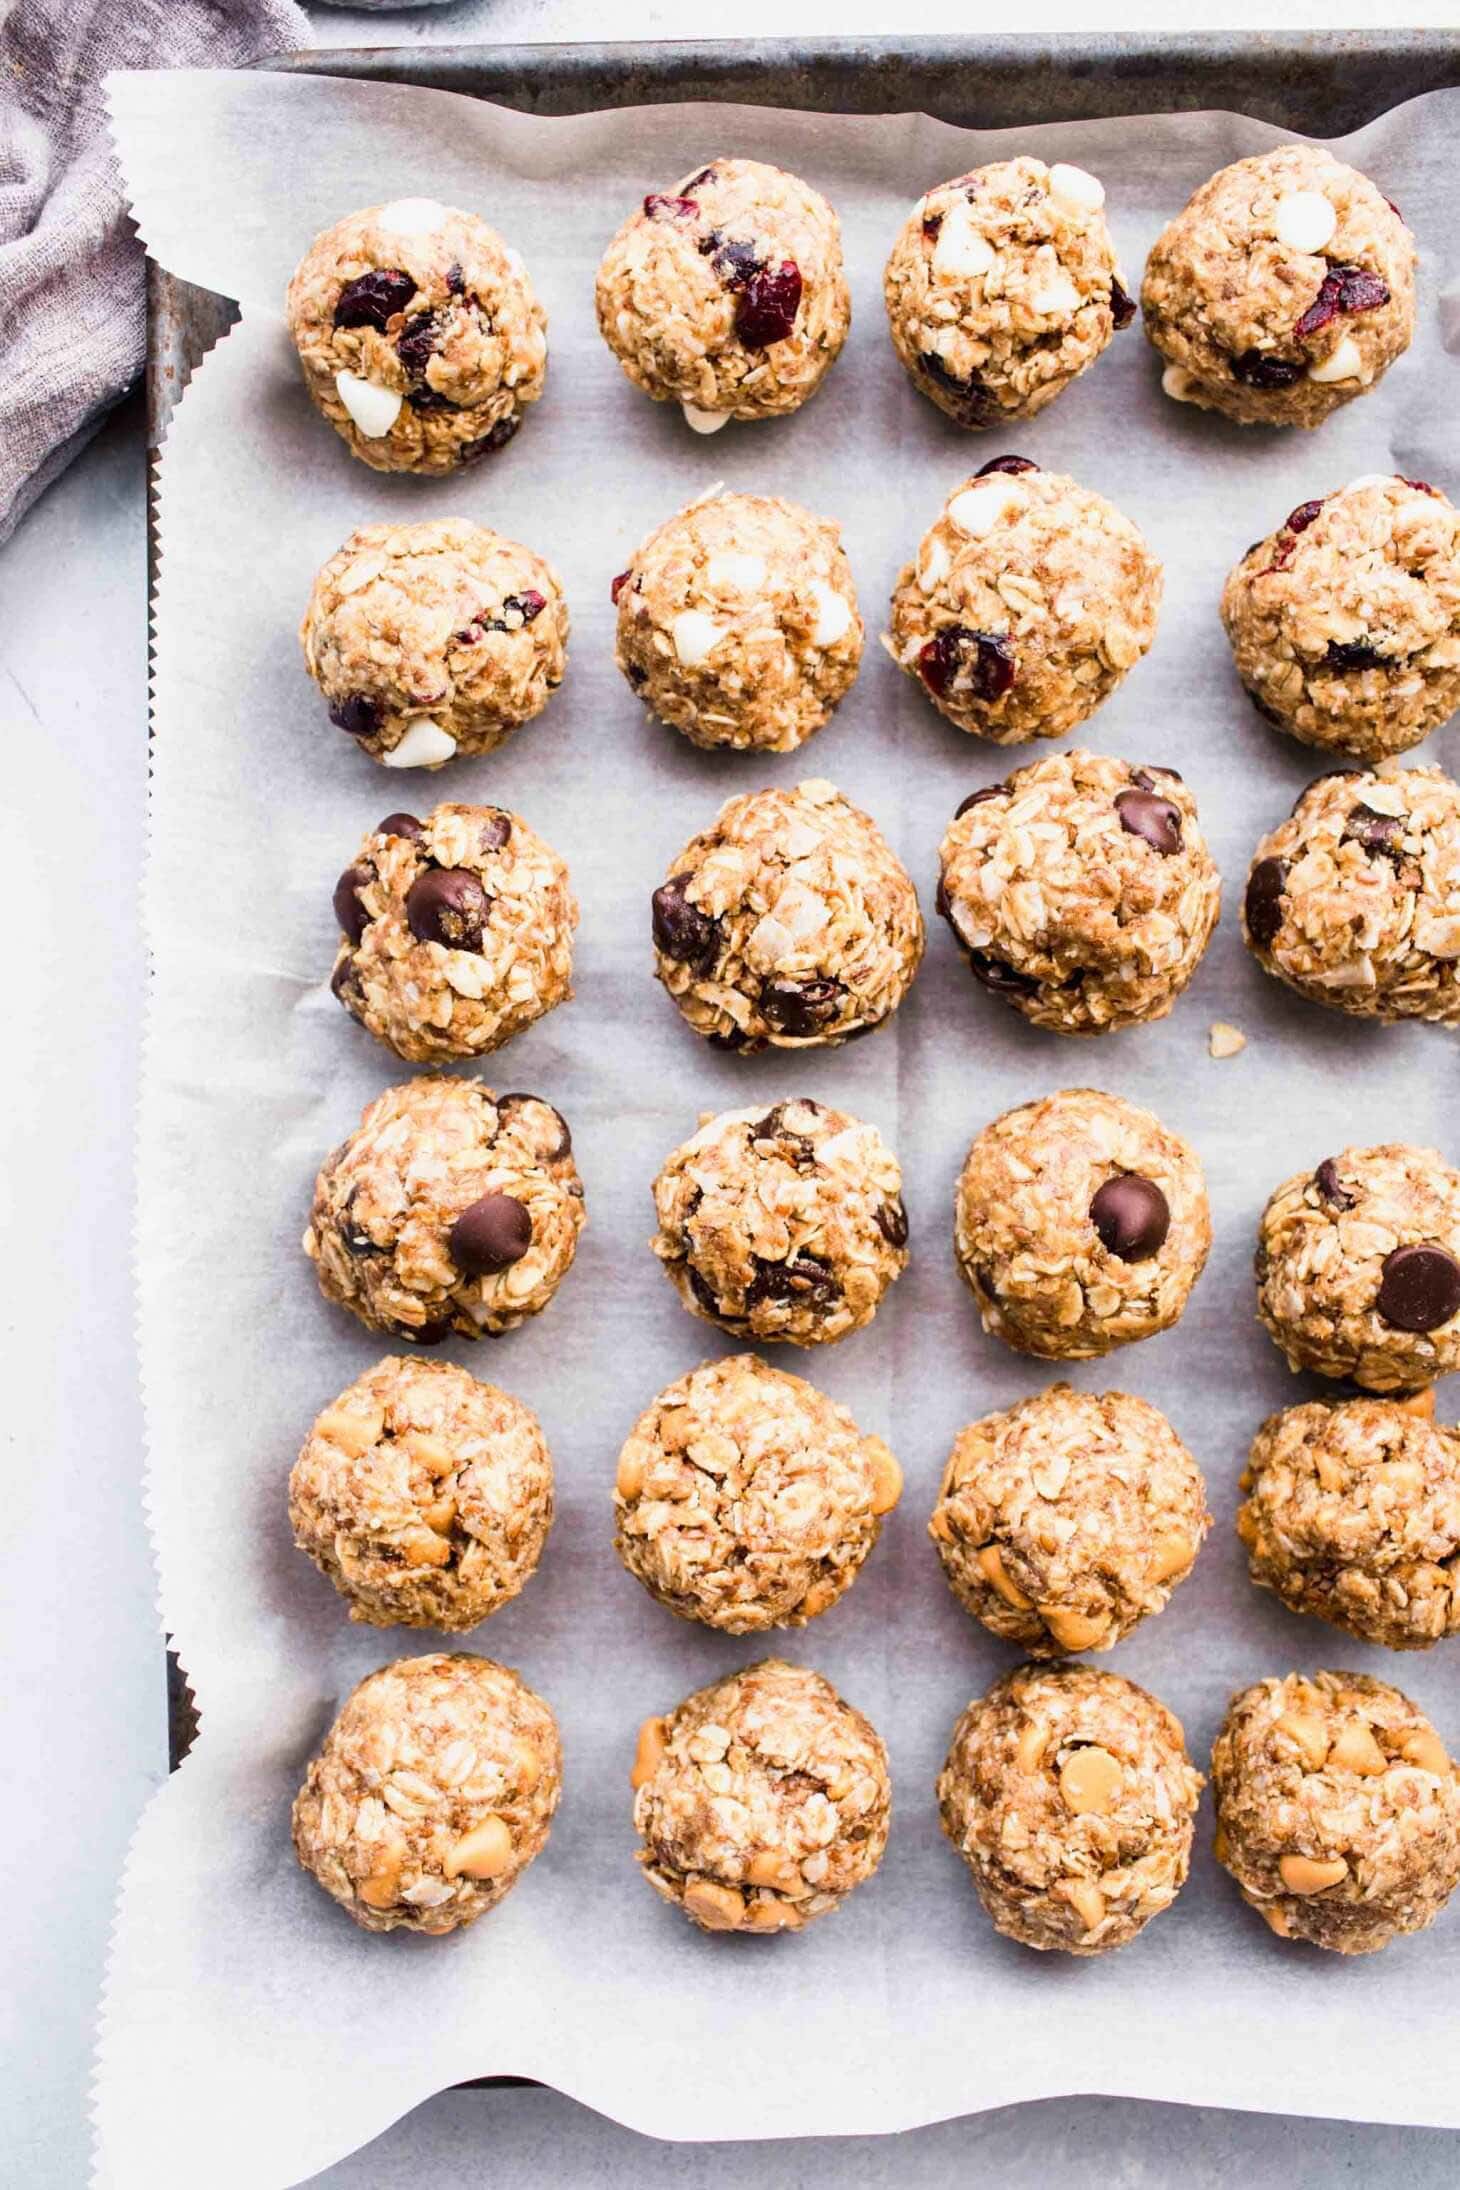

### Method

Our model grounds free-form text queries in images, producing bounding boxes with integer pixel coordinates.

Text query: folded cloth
[0,0,311,545]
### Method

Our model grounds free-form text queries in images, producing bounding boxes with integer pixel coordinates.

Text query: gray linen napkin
[0,0,311,545]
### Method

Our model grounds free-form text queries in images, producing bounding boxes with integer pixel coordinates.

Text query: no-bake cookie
[286,201,547,472]
[614,1353,901,1632]
[292,1652,561,1933]
[937,750,1220,1032]
[938,1663,1203,1954]
[630,1658,891,1933]
[885,461,1161,744]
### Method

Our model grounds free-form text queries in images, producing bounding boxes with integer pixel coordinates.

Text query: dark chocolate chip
[446,262,465,295]
[955,784,1009,817]
[405,867,491,951]
[333,269,415,331]
[377,811,425,840]
[1375,1244,1460,1334]
[449,1192,533,1276]
[1325,639,1387,671]
[876,1197,910,1249]
[745,1253,839,1311]
[976,454,1038,477]
[1110,277,1137,328]
[1090,1175,1170,1262]
[760,976,846,1037]
[1314,1157,1356,1211]
[1130,766,1184,788]
[329,956,356,1004]
[332,864,372,945]
[919,626,1016,703]
[396,310,440,381]
[919,350,997,424]
[398,1316,453,1347]
[1292,767,1359,815]
[687,1265,727,1320]
[1343,802,1405,857]
[967,949,1041,1000]
[496,1093,572,1160]
[329,693,382,740]
[701,232,763,285]
[478,810,512,852]
[1231,349,1304,389]
[1116,787,1183,856]
[1244,858,1287,950]
[651,875,719,973]
[461,414,520,462]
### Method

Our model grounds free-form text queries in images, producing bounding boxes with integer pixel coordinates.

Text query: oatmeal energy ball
[1142,145,1416,428]
[595,157,849,429]
[885,461,1161,744]
[630,1658,891,1933]
[1212,1670,1460,1953]
[1238,1395,1460,1650]
[292,1652,561,1934]
[330,803,577,1065]
[1242,763,1460,1027]
[885,158,1133,428]
[289,1356,553,1630]
[1223,477,1460,762]
[956,1087,1212,1360]
[937,751,1220,1033]
[305,1076,584,1343]
[614,1354,902,1632]
[301,518,568,770]
[652,778,923,1050]
[1256,1145,1460,1391]
[938,1664,1203,1954]
[286,200,547,472]
[613,491,862,753]
[651,1098,908,1347]
[931,1384,1209,1654]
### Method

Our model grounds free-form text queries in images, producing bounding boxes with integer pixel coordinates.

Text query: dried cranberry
[682,164,719,192]
[919,627,1016,703]
[701,232,762,285]
[1294,263,1390,342]
[651,875,719,972]
[1244,858,1287,949]
[333,269,414,331]
[1109,277,1136,329]
[504,589,545,624]
[1402,477,1438,496]
[1286,500,1326,535]
[735,260,802,348]
[461,414,520,462]
[976,455,1038,477]
[446,262,465,295]
[1325,639,1386,671]
[396,311,440,381]
[329,693,381,740]
[1231,349,1305,389]
[760,976,846,1037]
[922,210,944,240]
[644,193,699,220]
[1385,196,1404,222]
[610,570,632,605]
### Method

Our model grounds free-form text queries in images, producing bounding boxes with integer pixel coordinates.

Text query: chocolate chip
[398,1316,454,1347]
[707,1028,751,1053]
[329,957,356,1004]
[496,1093,571,1160]
[626,663,648,689]
[333,269,415,330]
[449,1192,532,1276]
[462,414,520,462]
[687,1265,726,1320]
[919,350,997,424]
[1244,858,1287,950]
[701,233,762,285]
[967,950,1041,1000]
[955,784,1008,817]
[1116,787,1183,856]
[976,455,1038,477]
[377,811,425,840]
[745,1253,839,1311]
[919,626,1016,703]
[332,864,372,945]
[478,810,512,852]
[1344,802,1405,857]
[1325,639,1387,671]
[1090,1175,1170,1261]
[760,976,846,1037]
[1292,767,1358,815]
[1130,766,1184,788]
[1231,349,1304,389]
[446,262,465,296]
[651,875,719,973]
[405,867,491,951]
[1314,1157,1355,1211]
[1376,1244,1460,1334]
[329,693,381,740]
[876,1197,909,1249]
[1110,276,1137,328]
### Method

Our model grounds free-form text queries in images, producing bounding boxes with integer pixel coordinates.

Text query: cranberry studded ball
[594,156,850,430]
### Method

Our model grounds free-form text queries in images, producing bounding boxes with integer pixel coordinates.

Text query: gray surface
[4,3,1460,2185]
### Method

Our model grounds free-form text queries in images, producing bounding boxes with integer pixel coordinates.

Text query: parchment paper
[98,64,1460,2190]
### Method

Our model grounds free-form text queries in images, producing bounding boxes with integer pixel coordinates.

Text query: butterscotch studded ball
[292,1653,561,1934]
[1211,1670,1460,1953]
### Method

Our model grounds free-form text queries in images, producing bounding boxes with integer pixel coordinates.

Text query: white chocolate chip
[1273,190,1337,255]
[1308,335,1363,384]
[383,720,457,769]
[932,199,995,280]
[809,580,853,647]
[1048,163,1106,216]
[1028,270,1081,319]
[334,371,403,440]
[918,536,951,593]
[946,474,1025,536]
[1161,363,1198,404]
[671,610,725,667]
[374,197,449,237]
[705,552,766,594]
[682,403,730,434]
[1208,1021,1247,1059]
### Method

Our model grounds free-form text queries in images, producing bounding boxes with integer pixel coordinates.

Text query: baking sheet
[100,63,1460,2190]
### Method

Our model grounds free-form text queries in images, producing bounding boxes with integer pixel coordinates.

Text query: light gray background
[5,3,1459,2184]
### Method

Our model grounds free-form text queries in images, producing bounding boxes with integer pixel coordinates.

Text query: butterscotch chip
[632,1659,890,1934]
[937,1663,1202,1955]
[292,1653,560,1934]
[1211,1669,1460,1953]
[931,1383,1209,1653]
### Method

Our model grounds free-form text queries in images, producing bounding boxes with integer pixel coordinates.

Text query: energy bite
[955,1087,1211,1360]
[1142,145,1416,428]
[884,158,1133,428]
[304,1077,584,1343]
[301,519,568,770]
[286,200,547,472]
[1211,1670,1460,1953]
[652,778,923,1050]
[937,750,1220,1033]
[651,1098,908,1347]
[595,156,850,430]
[1222,477,1460,761]
[330,804,577,1065]
[885,461,1161,744]
[630,1658,891,1933]
[1242,763,1460,1026]
[1238,1395,1460,1650]
[292,1652,561,1934]
[614,1354,902,1633]
[289,1356,553,1631]
[1256,1145,1460,1392]
[613,491,862,753]
[937,1664,1202,1954]
[930,1384,1209,1654]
